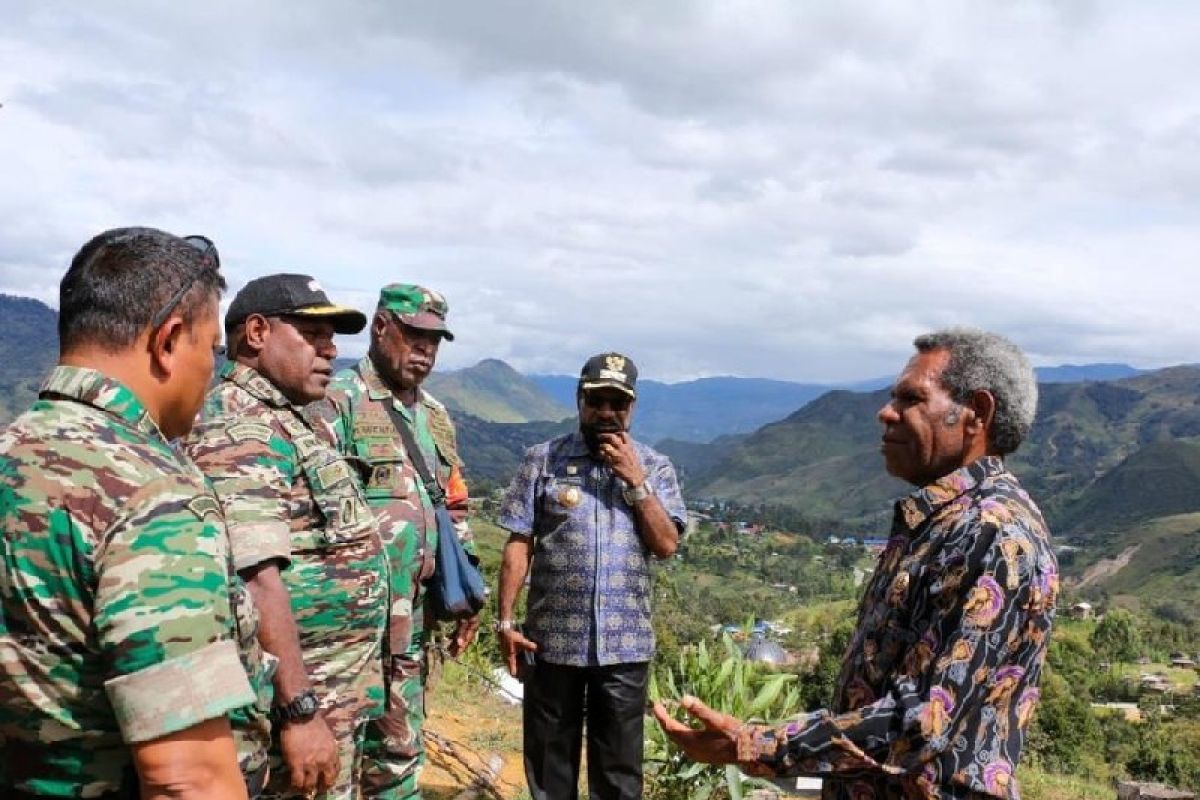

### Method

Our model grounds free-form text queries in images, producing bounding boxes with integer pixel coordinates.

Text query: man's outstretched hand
[653,697,780,777]
[651,695,741,764]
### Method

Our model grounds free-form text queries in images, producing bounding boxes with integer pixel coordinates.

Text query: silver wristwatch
[493,619,518,633]
[622,479,654,506]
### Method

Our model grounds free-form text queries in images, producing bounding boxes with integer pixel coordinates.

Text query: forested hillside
[0,296,58,423]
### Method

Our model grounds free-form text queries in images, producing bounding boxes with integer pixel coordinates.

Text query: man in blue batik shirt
[496,352,686,800]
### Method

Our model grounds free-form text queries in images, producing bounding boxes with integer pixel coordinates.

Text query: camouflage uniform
[185,361,388,800]
[318,355,471,800]
[0,366,271,798]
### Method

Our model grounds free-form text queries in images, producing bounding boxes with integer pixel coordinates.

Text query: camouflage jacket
[315,357,471,654]
[185,361,388,724]
[0,366,268,797]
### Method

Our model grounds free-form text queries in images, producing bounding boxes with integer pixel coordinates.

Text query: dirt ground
[420,665,529,800]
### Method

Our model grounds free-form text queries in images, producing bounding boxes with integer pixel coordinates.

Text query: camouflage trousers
[361,598,430,800]
[265,542,388,799]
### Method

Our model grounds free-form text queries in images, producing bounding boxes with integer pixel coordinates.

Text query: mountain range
[0,296,59,422]
[659,366,1200,527]
[425,359,571,423]
[528,364,1145,444]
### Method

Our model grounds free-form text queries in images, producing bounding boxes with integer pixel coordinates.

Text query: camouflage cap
[377,283,454,341]
[579,352,638,399]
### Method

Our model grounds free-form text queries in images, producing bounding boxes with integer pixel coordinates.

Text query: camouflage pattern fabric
[185,361,388,800]
[0,366,268,798]
[376,283,454,341]
[314,355,472,800]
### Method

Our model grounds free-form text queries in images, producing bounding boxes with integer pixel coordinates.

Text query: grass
[1019,766,1112,800]
[1110,662,1200,692]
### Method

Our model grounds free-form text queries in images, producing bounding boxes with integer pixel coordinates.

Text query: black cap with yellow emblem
[578,352,638,399]
[225,273,366,334]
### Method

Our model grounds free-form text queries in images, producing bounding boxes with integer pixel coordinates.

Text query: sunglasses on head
[149,235,220,330]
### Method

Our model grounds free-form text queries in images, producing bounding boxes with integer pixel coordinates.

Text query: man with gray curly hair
[911,328,1038,456]
[658,327,1058,800]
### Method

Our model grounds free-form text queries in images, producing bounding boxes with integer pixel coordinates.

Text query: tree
[798,619,853,712]
[1090,608,1142,663]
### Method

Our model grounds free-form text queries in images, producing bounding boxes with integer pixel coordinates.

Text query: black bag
[387,403,487,621]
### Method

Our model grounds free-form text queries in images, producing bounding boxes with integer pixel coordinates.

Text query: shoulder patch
[226,421,274,444]
[186,495,223,521]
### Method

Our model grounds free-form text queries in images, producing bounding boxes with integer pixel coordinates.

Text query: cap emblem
[605,354,626,372]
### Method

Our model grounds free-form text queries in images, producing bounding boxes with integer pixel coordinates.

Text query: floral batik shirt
[739,456,1057,800]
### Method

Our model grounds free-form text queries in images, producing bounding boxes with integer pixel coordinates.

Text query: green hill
[426,359,570,423]
[666,367,1200,527]
[0,295,58,424]
[1058,439,1200,537]
[453,413,574,485]
[1071,511,1200,623]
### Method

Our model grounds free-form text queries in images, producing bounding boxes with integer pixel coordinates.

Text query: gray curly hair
[913,328,1037,454]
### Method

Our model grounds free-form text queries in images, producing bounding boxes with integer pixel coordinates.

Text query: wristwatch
[622,479,654,506]
[493,619,518,633]
[270,688,319,724]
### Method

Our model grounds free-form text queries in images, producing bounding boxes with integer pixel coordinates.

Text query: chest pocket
[537,471,589,532]
[353,430,419,502]
[280,414,376,549]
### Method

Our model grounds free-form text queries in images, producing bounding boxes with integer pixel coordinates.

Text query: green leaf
[749,673,793,716]
[726,764,744,800]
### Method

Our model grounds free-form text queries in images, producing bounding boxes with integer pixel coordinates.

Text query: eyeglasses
[149,235,220,330]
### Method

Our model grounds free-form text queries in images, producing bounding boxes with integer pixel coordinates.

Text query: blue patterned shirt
[737,456,1057,800]
[497,432,686,666]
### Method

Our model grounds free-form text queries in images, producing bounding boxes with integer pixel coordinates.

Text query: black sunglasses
[582,392,633,411]
[149,235,220,330]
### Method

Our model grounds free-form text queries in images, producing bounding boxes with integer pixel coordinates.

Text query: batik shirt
[185,361,387,726]
[497,432,686,666]
[738,456,1057,800]
[0,367,264,797]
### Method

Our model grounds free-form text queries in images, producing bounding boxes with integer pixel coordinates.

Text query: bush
[645,634,802,800]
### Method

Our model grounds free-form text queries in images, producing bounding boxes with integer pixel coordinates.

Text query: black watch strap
[270,688,319,724]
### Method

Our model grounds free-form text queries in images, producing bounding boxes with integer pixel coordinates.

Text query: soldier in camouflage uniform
[0,227,271,799]
[314,283,480,800]
[184,274,388,800]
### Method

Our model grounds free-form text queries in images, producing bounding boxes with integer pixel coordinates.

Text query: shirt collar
[221,361,292,408]
[358,357,394,402]
[40,365,162,439]
[359,356,431,412]
[893,455,1006,533]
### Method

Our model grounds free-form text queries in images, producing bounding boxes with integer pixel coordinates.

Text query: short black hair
[59,227,226,352]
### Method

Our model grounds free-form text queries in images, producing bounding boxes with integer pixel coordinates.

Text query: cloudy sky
[1,1,1197,382]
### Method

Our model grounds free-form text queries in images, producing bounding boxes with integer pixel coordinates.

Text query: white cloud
[0,0,1198,382]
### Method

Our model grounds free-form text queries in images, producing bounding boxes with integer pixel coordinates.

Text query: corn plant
[644,633,802,800]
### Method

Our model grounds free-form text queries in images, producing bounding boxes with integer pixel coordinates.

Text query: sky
[1,1,1198,383]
